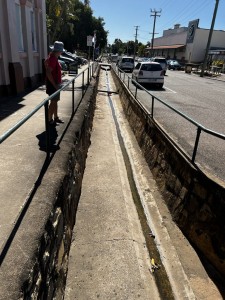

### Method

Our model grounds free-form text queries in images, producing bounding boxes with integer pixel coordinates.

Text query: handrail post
[151,96,154,118]
[44,101,50,159]
[87,67,90,85]
[135,84,138,98]
[82,71,85,96]
[192,127,202,164]
[90,64,94,79]
[72,80,75,114]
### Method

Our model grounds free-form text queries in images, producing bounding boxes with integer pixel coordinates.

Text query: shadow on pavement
[36,125,60,152]
[0,98,25,121]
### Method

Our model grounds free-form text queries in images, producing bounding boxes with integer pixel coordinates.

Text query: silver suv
[151,57,167,75]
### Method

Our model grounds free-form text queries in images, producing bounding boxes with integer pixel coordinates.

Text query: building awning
[146,44,185,50]
[208,49,225,55]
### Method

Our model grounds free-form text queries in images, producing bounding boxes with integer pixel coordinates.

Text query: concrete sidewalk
[64,68,222,299]
[0,70,86,254]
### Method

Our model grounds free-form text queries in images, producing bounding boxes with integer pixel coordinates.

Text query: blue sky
[90,0,225,45]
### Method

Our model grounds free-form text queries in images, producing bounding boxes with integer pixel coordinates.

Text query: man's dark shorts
[46,80,60,101]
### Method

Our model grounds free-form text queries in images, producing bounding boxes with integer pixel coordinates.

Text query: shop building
[147,20,225,65]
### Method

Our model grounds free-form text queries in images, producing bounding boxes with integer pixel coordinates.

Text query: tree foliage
[46,0,108,54]
[110,39,147,57]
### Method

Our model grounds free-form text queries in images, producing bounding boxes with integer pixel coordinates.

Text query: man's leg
[48,100,57,121]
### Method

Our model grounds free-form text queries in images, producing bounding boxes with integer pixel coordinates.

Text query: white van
[117,56,134,72]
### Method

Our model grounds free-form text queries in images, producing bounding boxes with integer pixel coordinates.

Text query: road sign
[87,35,93,47]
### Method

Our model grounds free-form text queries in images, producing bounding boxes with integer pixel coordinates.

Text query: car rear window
[154,58,167,64]
[141,64,162,71]
[122,58,134,63]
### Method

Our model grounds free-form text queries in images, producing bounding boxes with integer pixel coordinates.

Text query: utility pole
[200,0,220,77]
[134,25,139,60]
[150,9,161,56]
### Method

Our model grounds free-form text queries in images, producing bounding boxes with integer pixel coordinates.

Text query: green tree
[137,43,147,57]
[111,39,124,54]
[46,0,108,54]
[84,0,90,6]
[46,0,75,45]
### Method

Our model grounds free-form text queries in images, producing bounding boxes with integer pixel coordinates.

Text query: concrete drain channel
[102,67,175,299]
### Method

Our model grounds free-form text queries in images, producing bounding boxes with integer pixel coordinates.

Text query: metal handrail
[114,66,225,165]
[0,62,98,157]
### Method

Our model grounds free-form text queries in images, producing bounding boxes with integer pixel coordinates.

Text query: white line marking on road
[164,86,177,93]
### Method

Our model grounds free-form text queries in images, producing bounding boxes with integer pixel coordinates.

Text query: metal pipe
[151,96,154,118]
[72,80,75,114]
[135,85,138,98]
[0,65,96,145]
[82,72,85,96]
[87,67,90,85]
[114,67,225,167]
[192,127,202,163]
[44,101,50,159]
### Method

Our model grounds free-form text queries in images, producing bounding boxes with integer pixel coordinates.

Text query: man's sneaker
[54,117,64,124]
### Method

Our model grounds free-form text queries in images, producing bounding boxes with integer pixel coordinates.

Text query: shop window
[15,4,24,52]
[30,11,37,51]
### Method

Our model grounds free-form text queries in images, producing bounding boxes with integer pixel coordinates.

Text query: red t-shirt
[45,53,62,84]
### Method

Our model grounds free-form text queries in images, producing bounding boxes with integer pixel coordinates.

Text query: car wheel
[158,83,163,89]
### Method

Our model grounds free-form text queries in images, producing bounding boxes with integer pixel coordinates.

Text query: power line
[157,0,212,33]
[177,0,212,26]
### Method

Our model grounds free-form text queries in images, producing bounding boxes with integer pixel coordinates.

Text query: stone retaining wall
[0,70,99,299]
[23,78,99,299]
[22,77,99,299]
[112,69,225,278]
[23,109,94,299]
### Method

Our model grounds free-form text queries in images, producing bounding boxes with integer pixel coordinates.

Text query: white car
[132,62,164,88]
[117,56,134,72]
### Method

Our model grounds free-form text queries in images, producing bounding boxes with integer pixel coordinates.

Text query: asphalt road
[122,69,225,183]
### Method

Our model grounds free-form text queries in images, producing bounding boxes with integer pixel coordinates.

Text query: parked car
[137,57,150,62]
[61,51,87,66]
[117,56,135,72]
[150,57,167,75]
[61,51,76,60]
[58,59,68,71]
[59,55,78,73]
[132,61,164,88]
[167,60,182,70]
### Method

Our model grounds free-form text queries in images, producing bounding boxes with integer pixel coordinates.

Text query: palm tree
[84,0,90,6]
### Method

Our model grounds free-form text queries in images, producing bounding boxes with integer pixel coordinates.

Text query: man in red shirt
[45,41,65,125]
